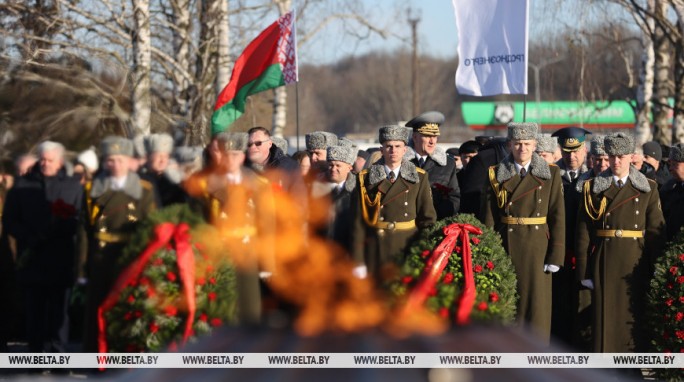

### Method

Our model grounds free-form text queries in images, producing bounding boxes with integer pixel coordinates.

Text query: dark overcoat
[409,147,460,220]
[659,179,684,240]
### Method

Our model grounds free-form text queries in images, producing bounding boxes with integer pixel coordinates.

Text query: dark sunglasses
[247,140,270,148]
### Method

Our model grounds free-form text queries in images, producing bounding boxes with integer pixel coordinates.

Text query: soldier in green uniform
[482,122,565,344]
[82,136,157,351]
[576,132,665,353]
[351,125,436,281]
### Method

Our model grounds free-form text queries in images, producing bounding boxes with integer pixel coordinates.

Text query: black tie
[617,179,624,188]
[569,171,576,181]
[388,171,396,183]
[418,157,425,168]
[520,167,526,177]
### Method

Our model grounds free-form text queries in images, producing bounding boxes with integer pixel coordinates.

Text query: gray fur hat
[338,137,354,148]
[101,136,134,158]
[145,133,174,155]
[174,146,201,164]
[507,122,539,141]
[271,136,288,153]
[670,143,684,162]
[535,134,558,153]
[217,132,248,152]
[604,133,635,156]
[306,131,338,151]
[327,145,356,165]
[379,125,411,144]
[589,134,606,156]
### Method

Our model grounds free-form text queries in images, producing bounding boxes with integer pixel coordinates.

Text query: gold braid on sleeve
[359,171,381,226]
[488,167,507,209]
[583,180,606,221]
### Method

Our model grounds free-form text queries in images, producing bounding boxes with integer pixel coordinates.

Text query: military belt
[500,216,547,225]
[94,231,130,243]
[595,229,643,238]
[371,219,416,231]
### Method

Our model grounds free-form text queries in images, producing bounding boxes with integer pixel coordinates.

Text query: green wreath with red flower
[101,204,237,353]
[647,230,684,381]
[390,214,518,324]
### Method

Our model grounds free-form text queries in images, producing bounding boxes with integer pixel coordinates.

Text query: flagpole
[522,94,527,122]
[295,82,300,152]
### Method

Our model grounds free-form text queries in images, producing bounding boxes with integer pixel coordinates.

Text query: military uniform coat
[409,147,461,220]
[575,167,665,352]
[311,173,357,253]
[82,171,157,351]
[482,153,565,342]
[352,160,436,280]
[659,179,684,240]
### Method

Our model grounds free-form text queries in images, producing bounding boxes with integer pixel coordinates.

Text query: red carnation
[666,298,674,306]
[140,278,151,286]
[680,254,684,262]
[152,258,163,266]
[210,318,222,327]
[486,261,495,270]
[428,287,438,296]
[206,265,214,273]
[209,277,216,285]
[147,287,157,298]
[199,313,208,322]
[124,311,133,321]
[670,266,679,275]
[438,307,449,318]
[134,311,142,318]
[164,306,178,317]
[676,330,684,340]
[150,322,159,334]
[489,292,499,302]
[421,250,431,258]
[401,276,413,285]
[425,259,434,268]
[471,237,480,245]
[127,295,135,304]
[128,280,138,287]
[680,296,684,303]
[477,302,488,311]
[678,276,684,284]
[474,265,483,273]
[197,277,206,286]
[166,272,177,282]
[208,292,217,301]
[677,312,684,322]
[668,283,674,290]
[443,272,454,284]
[454,246,462,254]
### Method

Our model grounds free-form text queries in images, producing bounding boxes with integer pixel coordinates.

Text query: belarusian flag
[211,10,298,135]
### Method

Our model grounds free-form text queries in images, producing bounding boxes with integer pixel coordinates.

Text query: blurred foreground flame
[185,168,447,337]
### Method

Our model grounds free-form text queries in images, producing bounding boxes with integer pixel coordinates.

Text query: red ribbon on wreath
[97,222,196,354]
[402,223,482,325]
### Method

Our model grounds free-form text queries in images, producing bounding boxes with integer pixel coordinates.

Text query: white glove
[581,279,594,290]
[544,264,560,273]
[352,265,368,279]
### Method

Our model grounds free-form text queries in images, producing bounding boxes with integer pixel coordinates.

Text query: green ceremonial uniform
[352,160,436,280]
[82,172,157,351]
[482,153,565,343]
[576,167,665,352]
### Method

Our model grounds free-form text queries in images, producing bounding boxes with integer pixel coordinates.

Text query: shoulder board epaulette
[359,169,369,176]
[416,167,427,174]
[549,163,558,167]
[140,179,154,190]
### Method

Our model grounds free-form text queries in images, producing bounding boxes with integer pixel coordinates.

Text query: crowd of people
[0,112,683,361]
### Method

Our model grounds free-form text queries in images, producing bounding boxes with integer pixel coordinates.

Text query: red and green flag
[211,10,298,135]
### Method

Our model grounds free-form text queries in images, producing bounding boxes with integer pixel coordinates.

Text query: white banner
[1,353,683,368]
[453,0,529,96]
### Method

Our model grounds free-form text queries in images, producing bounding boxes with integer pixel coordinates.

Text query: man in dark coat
[641,141,672,189]
[460,137,509,218]
[310,145,357,253]
[139,133,189,207]
[3,141,83,352]
[81,136,157,351]
[406,111,460,220]
[352,125,436,281]
[660,143,684,240]
[482,122,565,344]
[548,126,591,346]
[245,126,304,196]
[576,133,665,353]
